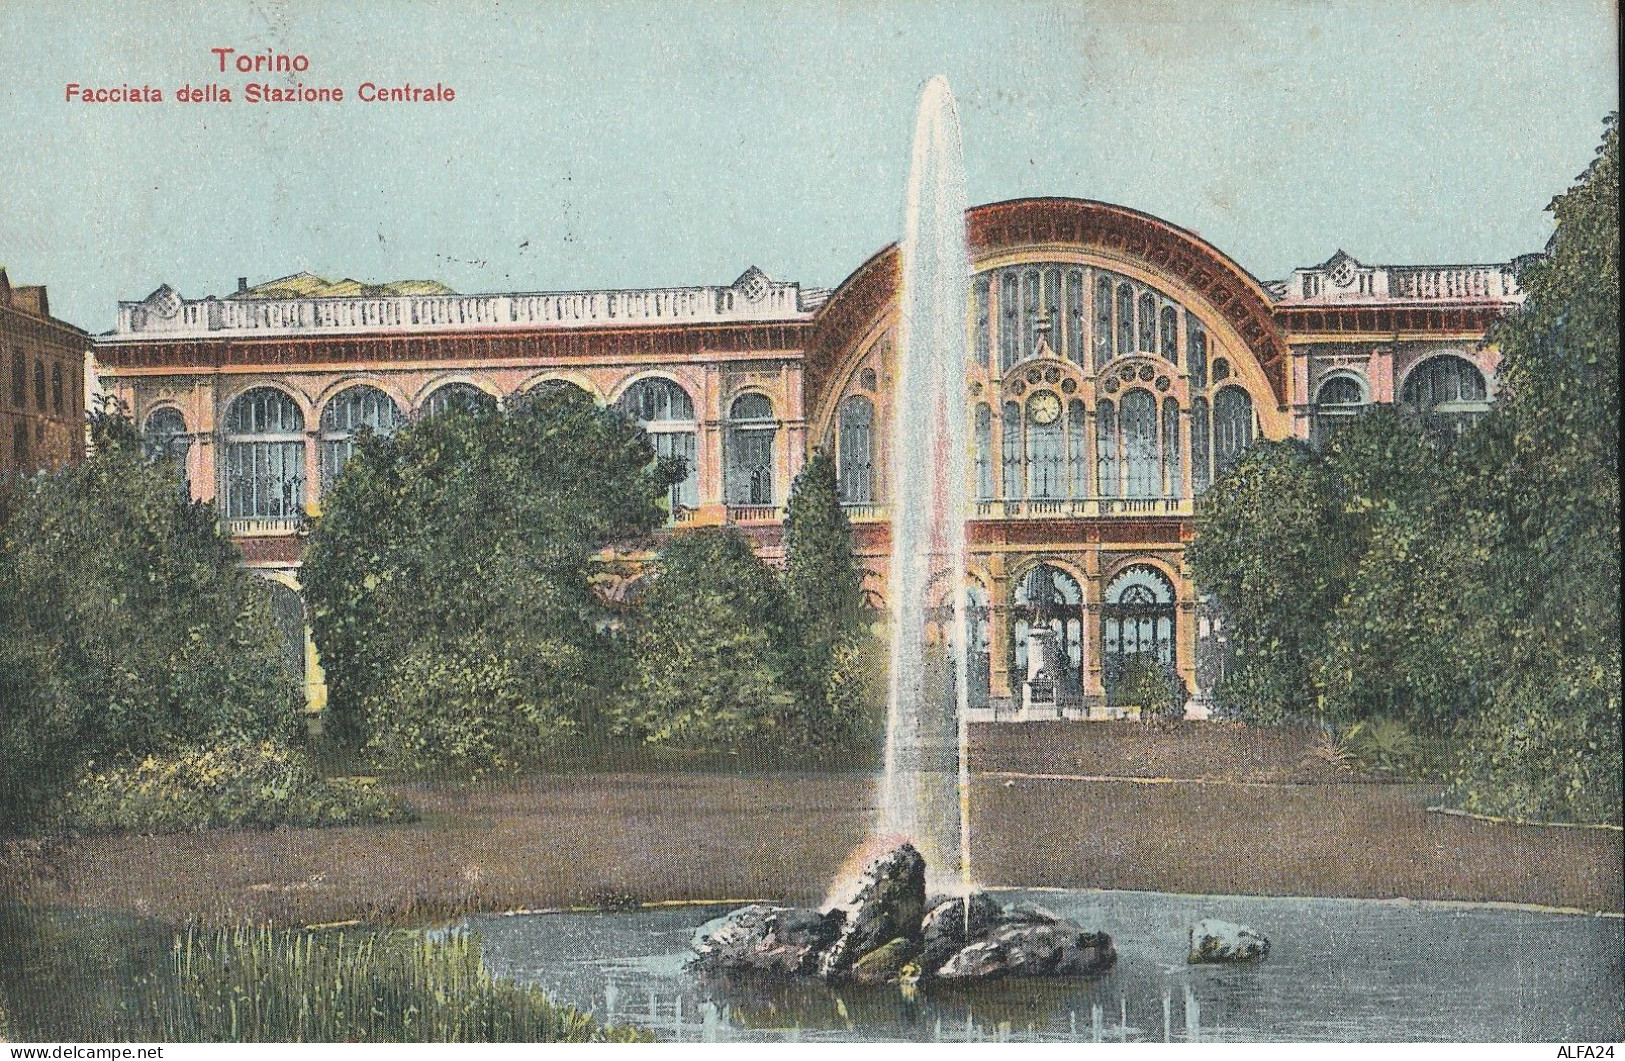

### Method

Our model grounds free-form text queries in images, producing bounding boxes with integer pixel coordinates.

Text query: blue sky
[0,0,1616,331]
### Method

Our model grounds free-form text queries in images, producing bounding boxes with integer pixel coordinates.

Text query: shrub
[1118,657,1188,722]
[1342,717,1422,777]
[54,742,413,834]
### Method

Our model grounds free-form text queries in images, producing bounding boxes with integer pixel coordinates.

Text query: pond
[466,889,1625,1043]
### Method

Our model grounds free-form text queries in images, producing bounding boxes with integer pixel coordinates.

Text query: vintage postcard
[0,0,1619,1049]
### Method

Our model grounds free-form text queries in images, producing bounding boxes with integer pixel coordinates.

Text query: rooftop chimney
[237,277,249,293]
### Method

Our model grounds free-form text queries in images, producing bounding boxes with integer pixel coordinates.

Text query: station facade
[91,198,1521,720]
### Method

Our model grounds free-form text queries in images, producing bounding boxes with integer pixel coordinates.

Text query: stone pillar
[1290,348,1314,440]
[1368,344,1396,404]
[987,554,1012,702]
[1082,548,1105,705]
[304,429,321,516]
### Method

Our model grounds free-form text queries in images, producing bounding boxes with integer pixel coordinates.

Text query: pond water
[466,889,1625,1043]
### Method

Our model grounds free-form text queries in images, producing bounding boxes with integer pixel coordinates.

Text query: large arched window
[422,382,497,419]
[620,378,699,510]
[1401,355,1489,435]
[1103,565,1177,704]
[223,387,305,522]
[1314,375,1366,446]
[142,407,191,496]
[1213,385,1255,477]
[319,385,403,491]
[924,578,993,709]
[725,393,776,507]
[836,394,875,504]
[1025,391,1064,499]
[1095,398,1118,497]
[1121,389,1159,498]
[975,403,994,501]
[1011,563,1084,698]
[525,377,594,404]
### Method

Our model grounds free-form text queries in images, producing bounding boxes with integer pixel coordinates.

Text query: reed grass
[127,925,651,1042]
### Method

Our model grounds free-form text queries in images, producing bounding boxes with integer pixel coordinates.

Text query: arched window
[1186,319,1208,388]
[142,407,191,496]
[9,353,23,408]
[620,378,699,510]
[422,382,497,419]
[1103,565,1177,704]
[1000,272,1021,372]
[1026,392,1064,499]
[975,403,994,500]
[1020,269,1041,361]
[1162,397,1182,497]
[1011,563,1085,698]
[923,578,994,709]
[1314,375,1366,446]
[1213,385,1254,476]
[319,386,402,491]
[1160,306,1178,362]
[725,393,776,506]
[1191,397,1212,495]
[223,387,305,522]
[1121,389,1159,498]
[973,275,991,369]
[1115,283,1135,356]
[1042,268,1062,353]
[1095,398,1118,497]
[1137,293,1156,352]
[1000,401,1022,500]
[33,360,45,411]
[526,377,593,403]
[1093,275,1113,370]
[1401,355,1490,435]
[1067,400,1088,498]
[836,394,875,504]
[51,364,63,415]
[1065,269,1086,364]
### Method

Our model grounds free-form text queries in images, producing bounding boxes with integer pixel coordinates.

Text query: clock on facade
[1028,390,1061,424]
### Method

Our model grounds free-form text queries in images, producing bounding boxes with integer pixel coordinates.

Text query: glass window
[1137,293,1156,352]
[1042,268,1062,354]
[1313,375,1366,446]
[1116,283,1135,356]
[620,378,699,509]
[1093,275,1112,370]
[1067,400,1088,498]
[1400,355,1490,435]
[974,275,991,369]
[1021,269,1041,362]
[1000,271,1021,372]
[1186,319,1208,388]
[975,403,994,501]
[1065,269,1086,365]
[1026,392,1064,499]
[319,386,403,492]
[422,382,497,419]
[1001,400,1023,500]
[33,360,45,411]
[1096,398,1118,497]
[1191,398,1211,495]
[1162,397,1182,497]
[9,353,23,408]
[1213,385,1254,476]
[51,364,64,415]
[725,393,776,505]
[142,407,191,497]
[1121,389,1159,498]
[1160,306,1178,362]
[223,387,306,521]
[837,395,875,504]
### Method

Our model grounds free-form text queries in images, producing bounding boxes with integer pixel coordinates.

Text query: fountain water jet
[879,74,974,896]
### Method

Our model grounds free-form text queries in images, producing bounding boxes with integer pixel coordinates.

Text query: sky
[0,0,1616,332]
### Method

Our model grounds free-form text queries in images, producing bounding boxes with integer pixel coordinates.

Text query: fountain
[688,78,1117,987]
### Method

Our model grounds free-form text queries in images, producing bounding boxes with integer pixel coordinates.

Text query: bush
[1341,717,1421,777]
[53,742,413,834]
[1118,658,1188,722]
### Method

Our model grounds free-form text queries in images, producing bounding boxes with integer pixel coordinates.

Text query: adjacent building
[91,197,1522,720]
[1,268,89,476]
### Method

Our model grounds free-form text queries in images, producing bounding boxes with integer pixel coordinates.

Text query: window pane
[1096,399,1118,497]
[1192,398,1211,495]
[975,403,994,500]
[1122,389,1158,498]
[974,275,991,369]
[1067,400,1088,498]
[1162,397,1181,497]
[1001,401,1023,500]
[837,395,875,504]
[1026,394,1063,499]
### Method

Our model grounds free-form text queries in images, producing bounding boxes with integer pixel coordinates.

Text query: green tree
[780,451,875,747]
[0,403,296,830]
[616,528,796,751]
[300,386,673,773]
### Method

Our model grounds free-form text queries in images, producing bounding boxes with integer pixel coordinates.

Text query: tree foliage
[1190,116,1620,822]
[0,403,296,830]
[300,387,673,773]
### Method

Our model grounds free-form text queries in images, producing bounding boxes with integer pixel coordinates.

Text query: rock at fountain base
[817,843,927,981]
[919,891,1003,972]
[935,922,1117,981]
[689,904,840,978]
[850,937,922,984]
[1187,919,1270,963]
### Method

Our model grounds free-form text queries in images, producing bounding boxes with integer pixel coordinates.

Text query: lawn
[12,724,1621,925]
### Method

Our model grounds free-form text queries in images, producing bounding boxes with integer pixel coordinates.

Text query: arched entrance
[1102,565,1176,703]
[1010,563,1084,704]
[924,577,993,709]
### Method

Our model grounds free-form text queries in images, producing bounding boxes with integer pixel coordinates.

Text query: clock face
[1029,391,1062,425]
